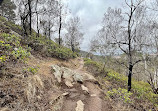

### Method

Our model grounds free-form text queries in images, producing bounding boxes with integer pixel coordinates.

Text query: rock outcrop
[51,65,96,87]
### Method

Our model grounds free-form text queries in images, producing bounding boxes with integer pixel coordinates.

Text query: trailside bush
[84,58,108,76]
[83,59,158,108]
[53,47,76,60]
[0,16,7,22]
[107,88,133,103]
[28,35,77,60]
[0,33,31,64]
[106,69,158,106]
[11,46,31,62]
[23,66,39,75]
[0,16,77,60]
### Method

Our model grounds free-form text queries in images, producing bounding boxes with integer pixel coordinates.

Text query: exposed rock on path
[51,59,112,111]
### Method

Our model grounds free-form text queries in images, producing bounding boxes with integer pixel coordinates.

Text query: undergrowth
[23,66,39,75]
[27,35,77,60]
[84,58,107,76]
[0,33,31,64]
[84,58,158,110]
[0,16,77,60]
[107,88,133,103]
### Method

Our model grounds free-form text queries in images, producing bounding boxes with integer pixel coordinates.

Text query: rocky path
[35,57,112,111]
[57,59,112,111]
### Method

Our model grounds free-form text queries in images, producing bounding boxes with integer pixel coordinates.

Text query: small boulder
[81,85,89,93]
[75,100,84,111]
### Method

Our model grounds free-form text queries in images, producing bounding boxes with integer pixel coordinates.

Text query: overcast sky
[66,0,123,51]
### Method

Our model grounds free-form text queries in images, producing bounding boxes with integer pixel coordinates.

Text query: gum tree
[65,16,83,52]
[92,0,151,91]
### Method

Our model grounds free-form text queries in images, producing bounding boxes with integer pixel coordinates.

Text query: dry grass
[25,75,44,103]
[0,55,69,110]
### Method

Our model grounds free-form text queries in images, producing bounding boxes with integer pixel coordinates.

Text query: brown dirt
[60,59,113,111]
[27,56,113,111]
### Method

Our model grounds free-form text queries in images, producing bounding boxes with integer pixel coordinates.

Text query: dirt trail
[29,57,112,111]
[84,82,103,111]
[61,59,112,111]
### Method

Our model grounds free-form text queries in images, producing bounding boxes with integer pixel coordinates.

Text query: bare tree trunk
[154,68,158,89]
[71,40,75,52]
[36,13,39,37]
[58,6,62,45]
[21,16,28,37]
[128,64,133,91]
[48,21,51,40]
[35,0,39,37]
[127,0,134,92]
[28,0,32,35]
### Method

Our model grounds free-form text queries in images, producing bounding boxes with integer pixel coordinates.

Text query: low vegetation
[0,15,77,110]
[84,58,158,110]
[0,16,77,61]
[23,66,39,75]
[84,58,107,76]
[0,33,30,64]
[27,34,77,60]
[0,16,22,35]
[107,88,133,104]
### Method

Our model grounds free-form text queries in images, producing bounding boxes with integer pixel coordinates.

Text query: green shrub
[84,58,102,68]
[11,46,31,62]
[3,20,23,35]
[84,59,158,107]
[107,88,133,103]
[0,55,8,63]
[23,67,39,75]
[27,35,77,60]
[0,16,22,35]
[132,80,158,106]
[0,16,77,60]
[0,23,11,33]
[2,33,20,46]
[84,58,107,76]
[53,47,76,60]
[0,16,7,22]
[106,70,127,84]
[0,33,31,64]
[106,69,158,107]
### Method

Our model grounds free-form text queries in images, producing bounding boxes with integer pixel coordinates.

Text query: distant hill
[79,50,105,62]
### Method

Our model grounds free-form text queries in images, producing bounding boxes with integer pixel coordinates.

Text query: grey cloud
[67,0,123,51]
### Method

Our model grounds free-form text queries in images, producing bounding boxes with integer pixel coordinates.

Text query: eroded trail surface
[58,59,112,111]
[32,57,113,111]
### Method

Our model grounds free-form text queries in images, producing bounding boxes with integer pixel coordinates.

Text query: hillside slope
[0,53,114,111]
[0,16,113,110]
[0,16,157,111]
